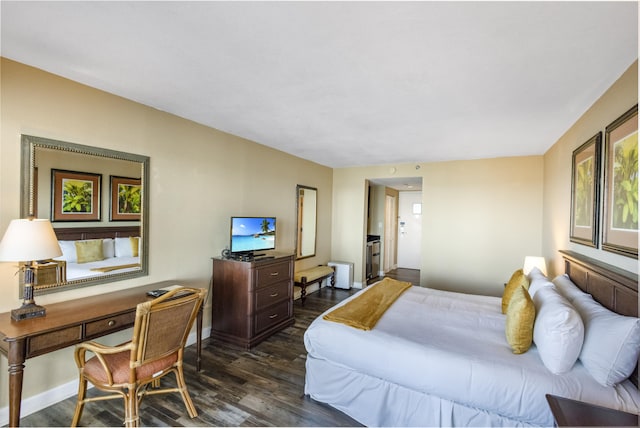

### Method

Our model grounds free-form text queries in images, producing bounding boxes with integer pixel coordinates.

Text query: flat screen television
[230,216,276,255]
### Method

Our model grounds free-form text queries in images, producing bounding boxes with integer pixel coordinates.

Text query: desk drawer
[255,261,291,288]
[27,325,82,357]
[255,281,290,311]
[85,312,136,337]
[255,300,291,334]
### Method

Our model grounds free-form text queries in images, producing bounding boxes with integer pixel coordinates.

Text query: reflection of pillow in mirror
[103,238,115,258]
[130,237,139,257]
[76,240,104,264]
[54,241,77,263]
[115,237,134,257]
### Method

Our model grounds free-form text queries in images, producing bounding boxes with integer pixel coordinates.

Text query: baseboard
[0,327,211,426]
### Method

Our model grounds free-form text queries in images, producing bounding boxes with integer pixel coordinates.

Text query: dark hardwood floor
[368,267,420,285]
[16,288,359,427]
[17,269,418,427]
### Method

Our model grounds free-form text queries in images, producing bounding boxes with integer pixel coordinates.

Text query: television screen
[230,217,276,254]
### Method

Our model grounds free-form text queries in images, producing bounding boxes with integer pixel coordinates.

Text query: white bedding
[304,285,640,427]
[66,256,141,280]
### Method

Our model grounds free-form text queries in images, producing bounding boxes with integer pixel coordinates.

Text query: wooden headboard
[559,250,638,386]
[559,250,637,317]
[53,226,140,241]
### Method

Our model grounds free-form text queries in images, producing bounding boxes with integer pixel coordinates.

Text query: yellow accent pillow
[502,269,529,314]
[75,239,104,264]
[505,285,536,354]
[130,237,139,257]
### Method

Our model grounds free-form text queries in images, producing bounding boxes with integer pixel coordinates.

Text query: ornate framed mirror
[21,135,150,294]
[295,185,317,259]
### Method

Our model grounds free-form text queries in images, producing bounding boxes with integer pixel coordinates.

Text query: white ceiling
[1,1,637,168]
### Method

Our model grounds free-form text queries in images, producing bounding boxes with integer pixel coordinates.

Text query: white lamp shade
[523,256,547,276]
[0,219,63,262]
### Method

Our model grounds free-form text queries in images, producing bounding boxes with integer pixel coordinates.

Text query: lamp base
[11,303,46,321]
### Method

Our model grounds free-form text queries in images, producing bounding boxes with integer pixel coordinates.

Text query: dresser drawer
[85,311,136,337]
[255,300,291,334]
[255,281,290,311]
[27,325,82,357]
[255,261,291,288]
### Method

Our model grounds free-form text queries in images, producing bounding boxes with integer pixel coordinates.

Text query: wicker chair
[71,287,206,427]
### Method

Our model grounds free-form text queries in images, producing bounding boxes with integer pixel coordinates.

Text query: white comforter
[66,256,141,280]
[304,285,640,426]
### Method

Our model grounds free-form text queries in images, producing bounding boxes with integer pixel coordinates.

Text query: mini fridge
[328,261,354,289]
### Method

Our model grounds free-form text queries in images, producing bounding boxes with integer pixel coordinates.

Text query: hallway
[368,268,420,286]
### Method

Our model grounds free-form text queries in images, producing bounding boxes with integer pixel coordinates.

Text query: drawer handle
[269,314,278,319]
[108,320,116,327]
[270,272,279,276]
[270,292,279,297]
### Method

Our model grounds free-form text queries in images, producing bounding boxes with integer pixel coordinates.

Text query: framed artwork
[602,104,638,258]
[570,133,601,247]
[51,169,101,221]
[110,176,141,221]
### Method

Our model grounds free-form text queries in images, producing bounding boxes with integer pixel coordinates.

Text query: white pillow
[532,285,584,374]
[54,240,77,263]
[552,274,589,302]
[571,293,640,386]
[102,238,115,258]
[114,237,133,257]
[527,267,553,298]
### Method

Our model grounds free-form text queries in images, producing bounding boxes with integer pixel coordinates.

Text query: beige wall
[0,58,333,410]
[543,60,638,277]
[333,157,544,295]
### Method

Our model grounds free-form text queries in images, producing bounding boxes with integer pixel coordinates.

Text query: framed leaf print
[110,176,141,221]
[603,104,638,258]
[51,169,101,221]
[570,133,601,247]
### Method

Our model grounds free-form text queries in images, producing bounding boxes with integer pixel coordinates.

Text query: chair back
[130,287,205,367]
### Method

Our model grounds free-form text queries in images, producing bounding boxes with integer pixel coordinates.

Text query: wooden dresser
[211,253,294,349]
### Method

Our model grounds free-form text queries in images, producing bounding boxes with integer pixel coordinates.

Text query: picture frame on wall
[110,175,141,221]
[51,169,101,221]
[570,133,601,247]
[602,104,638,258]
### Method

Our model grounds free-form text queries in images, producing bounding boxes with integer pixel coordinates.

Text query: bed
[304,250,640,427]
[53,226,141,281]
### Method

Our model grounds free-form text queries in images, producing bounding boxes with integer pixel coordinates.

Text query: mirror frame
[295,184,317,260]
[20,134,150,294]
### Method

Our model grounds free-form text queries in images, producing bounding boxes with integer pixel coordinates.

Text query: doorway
[397,191,422,269]
[367,177,422,277]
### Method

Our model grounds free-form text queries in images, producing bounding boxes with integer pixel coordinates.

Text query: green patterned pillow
[505,285,536,354]
[502,269,529,314]
[75,239,104,264]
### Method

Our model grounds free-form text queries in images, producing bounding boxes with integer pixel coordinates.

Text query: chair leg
[71,378,87,427]
[175,366,198,418]
[124,387,139,427]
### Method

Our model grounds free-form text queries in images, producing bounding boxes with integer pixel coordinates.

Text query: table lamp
[523,256,547,276]
[0,218,62,321]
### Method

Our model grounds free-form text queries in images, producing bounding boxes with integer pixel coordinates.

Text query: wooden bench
[294,265,335,306]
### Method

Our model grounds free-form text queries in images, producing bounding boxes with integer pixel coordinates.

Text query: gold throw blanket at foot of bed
[323,277,412,330]
[90,263,141,273]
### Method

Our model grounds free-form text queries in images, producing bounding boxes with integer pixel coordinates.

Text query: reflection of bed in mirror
[52,226,141,282]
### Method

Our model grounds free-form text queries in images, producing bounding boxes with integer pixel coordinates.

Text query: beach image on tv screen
[231,217,276,252]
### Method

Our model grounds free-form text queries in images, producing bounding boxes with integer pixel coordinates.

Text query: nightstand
[546,394,639,427]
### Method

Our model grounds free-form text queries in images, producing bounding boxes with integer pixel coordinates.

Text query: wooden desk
[0,281,204,427]
[546,394,639,427]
